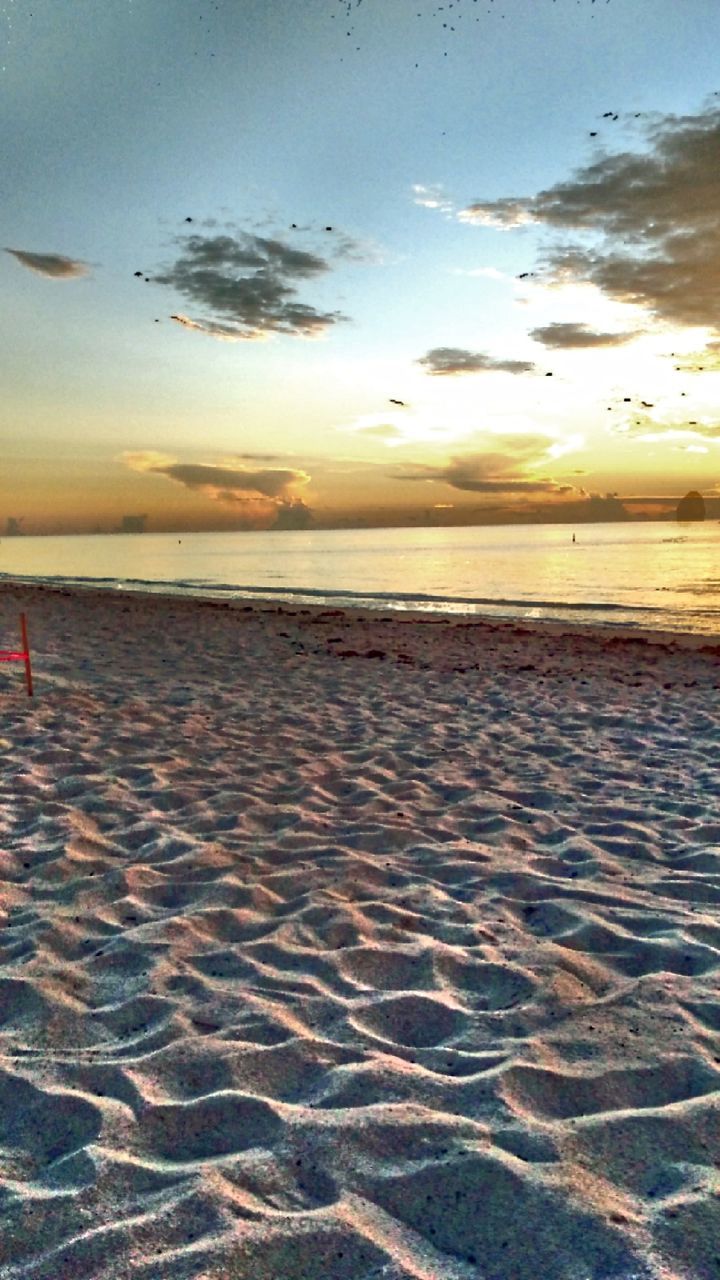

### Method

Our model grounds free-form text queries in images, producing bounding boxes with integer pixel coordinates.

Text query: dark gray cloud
[461,104,720,333]
[144,461,309,500]
[5,248,89,278]
[153,232,347,339]
[417,346,535,376]
[393,440,575,495]
[272,500,313,529]
[530,322,642,349]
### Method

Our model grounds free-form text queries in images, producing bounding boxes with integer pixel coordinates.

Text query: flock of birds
[130,211,707,429]
[332,0,612,59]
[132,219,340,325]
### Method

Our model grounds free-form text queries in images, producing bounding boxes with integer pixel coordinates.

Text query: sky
[3,0,720,535]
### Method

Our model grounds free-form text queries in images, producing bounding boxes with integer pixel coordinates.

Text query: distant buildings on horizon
[4,495,718,536]
[116,515,148,534]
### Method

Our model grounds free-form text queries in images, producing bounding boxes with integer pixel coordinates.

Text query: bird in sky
[389,398,406,406]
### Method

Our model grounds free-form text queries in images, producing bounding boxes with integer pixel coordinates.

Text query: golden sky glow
[2,0,720,533]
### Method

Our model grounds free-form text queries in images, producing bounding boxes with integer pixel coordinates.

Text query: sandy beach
[0,581,719,1280]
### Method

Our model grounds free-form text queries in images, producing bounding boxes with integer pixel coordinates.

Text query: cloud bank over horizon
[122,453,313,528]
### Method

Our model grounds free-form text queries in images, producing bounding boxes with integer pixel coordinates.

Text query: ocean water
[0,521,719,636]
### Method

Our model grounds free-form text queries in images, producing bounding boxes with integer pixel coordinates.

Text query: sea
[1,521,719,637]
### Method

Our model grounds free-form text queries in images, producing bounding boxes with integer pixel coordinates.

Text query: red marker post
[0,613,33,696]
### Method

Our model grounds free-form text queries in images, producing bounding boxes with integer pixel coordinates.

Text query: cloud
[412,183,455,215]
[451,266,508,280]
[5,248,89,278]
[459,103,720,333]
[417,346,535,376]
[121,454,312,528]
[354,423,403,439]
[169,314,257,341]
[393,438,576,495]
[237,452,284,462]
[609,419,720,442]
[530,322,642,349]
[156,463,308,498]
[152,231,347,339]
[459,200,534,228]
[672,341,720,372]
[126,455,308,497]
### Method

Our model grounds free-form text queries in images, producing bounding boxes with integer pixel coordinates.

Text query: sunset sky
[3,0,720,534]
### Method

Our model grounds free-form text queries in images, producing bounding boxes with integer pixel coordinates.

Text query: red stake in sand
[0,613,34,696]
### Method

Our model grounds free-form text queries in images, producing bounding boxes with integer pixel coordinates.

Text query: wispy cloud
[671,340,720,372]
[353,423,404,439]
[412,183,455,216]
[393,437,576,495]
[530,322,642,349]
[458,200,534,229]
[459,103,720,333]
[608,419,720,442]
[451,266,508,280]
[417,346,535,376]
[151,231,347,340]
[5,248,89,278]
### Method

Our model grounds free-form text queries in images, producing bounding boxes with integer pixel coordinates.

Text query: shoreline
[1,578,719,659]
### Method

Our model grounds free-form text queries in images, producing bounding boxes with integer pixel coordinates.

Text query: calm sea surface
[1,522,719,636]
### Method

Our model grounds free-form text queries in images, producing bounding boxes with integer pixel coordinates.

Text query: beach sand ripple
[0,584,719,1279]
